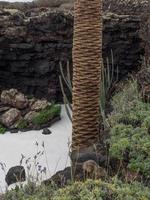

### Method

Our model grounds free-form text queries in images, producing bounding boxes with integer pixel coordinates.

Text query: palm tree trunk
[72,0,103,151]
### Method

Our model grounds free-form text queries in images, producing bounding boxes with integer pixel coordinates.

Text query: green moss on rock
[32,104,61,126]
[0,124,6,134]
[17,119,28,129]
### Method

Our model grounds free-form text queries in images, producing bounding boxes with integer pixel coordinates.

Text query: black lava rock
[42,128,52,135]
[5,166,26,186]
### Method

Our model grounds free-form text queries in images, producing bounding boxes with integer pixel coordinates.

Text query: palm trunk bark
[72,0,103,151]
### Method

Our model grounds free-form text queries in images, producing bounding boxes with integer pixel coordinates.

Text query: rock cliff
[0,8,143,101]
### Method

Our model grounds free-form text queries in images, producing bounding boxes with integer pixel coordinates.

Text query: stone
[28,98,36,107]
[0,8,143,102]
[42,128,52,135]
[0,106,10,115]
[1,89,28,109]
[103,0,150,59]
[31,100,50,111]
[44,167,76,187]
[15,92,29,109]
[0,108,21,128]
[34,60,50,75]
[24,111,38,123]
[137,68,150,102]
[44,161,107,187]
[5,166,26,186]
[82,160,107,179]
[59,3,74,10]
[71,143,107,168]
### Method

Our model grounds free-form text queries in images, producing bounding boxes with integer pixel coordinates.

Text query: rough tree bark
[72,0,103,152]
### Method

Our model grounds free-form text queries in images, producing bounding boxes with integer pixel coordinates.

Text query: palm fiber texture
[72,0,103,150]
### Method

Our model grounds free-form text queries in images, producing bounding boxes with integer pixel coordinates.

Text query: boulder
[0,108,21,127]
[59,3,74,10]
[137,68,150,102]
[44,161,107,187]
[0,106,10,115]
[44,167,77,187]
[28,98,36,107]
[42,128,52,135]
[1,89,28,109]
[5,166,26,186]
[24,111,38,123]
[31,99,50,111]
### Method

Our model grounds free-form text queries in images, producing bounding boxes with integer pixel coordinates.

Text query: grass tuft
[0,124,6,134]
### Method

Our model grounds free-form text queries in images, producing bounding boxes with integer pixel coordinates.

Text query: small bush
[32,105,61,126]
[108,80,150,176]
[4,179,150,200]
[142,116,150,132]
[0,124,6,134]
[54,179,150,200]
[4,183,55,200]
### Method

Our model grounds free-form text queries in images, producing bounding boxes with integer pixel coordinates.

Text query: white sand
[0,106,72,192]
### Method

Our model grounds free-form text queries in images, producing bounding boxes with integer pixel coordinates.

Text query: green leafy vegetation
[4,182,56,200]
[3,179,150,200]
[17,119,28,130]
[0,124,6,134]
[54,179,150,200]
[108,80,150,176]
[32,105,61,126]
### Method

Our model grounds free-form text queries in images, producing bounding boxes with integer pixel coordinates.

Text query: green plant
[54,179,150,200]
[142,116,150,131]
[0,124,6,134]
[100,51,118,128]
[32,105,61,126]
[17,119,28,130]
[108,80,150,176]
[4,183,56,200]
[59,61,72,122]
[4,179,150,200]
[108,79,150,127]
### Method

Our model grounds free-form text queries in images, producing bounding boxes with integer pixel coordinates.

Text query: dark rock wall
[0,9,144,101]
[103,0,150,59]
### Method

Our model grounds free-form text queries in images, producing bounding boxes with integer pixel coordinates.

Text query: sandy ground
[0,106,72,192]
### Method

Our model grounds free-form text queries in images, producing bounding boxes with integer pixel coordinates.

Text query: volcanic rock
[42,128,52,135]
[0,8,144,101]
[0,108,21,128]
[24,111,38,123]
[31,99,50,111]
[5,166,26,186]
[1,89,28,109]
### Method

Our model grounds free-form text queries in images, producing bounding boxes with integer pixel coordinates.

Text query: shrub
[4,183,55,200]
[108,80,150,176]
[32,105,61,126]
[142,116,150,132]
[108,80,150,127]
[54,179,150,200]
[0,124,6,134]
[4,179,150,200]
